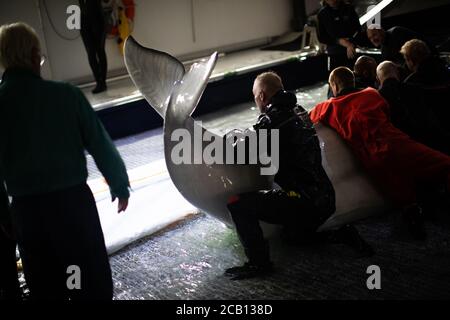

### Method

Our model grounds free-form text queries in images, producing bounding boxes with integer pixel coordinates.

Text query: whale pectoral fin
[167,52,218,121]
[124,36,185,119]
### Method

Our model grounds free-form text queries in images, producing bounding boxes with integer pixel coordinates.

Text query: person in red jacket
[309,67,450,239]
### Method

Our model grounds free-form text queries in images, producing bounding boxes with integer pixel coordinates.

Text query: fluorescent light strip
[359,0,394,25]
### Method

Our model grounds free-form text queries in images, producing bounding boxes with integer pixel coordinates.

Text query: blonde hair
[0,22,41,70]
[400,39,430,67]
[255,71,284,96]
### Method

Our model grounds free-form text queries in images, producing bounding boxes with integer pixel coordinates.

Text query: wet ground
[110,212,450,300]
[98,80,450,300]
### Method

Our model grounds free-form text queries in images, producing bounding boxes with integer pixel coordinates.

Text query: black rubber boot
[224,261,274,280]
[225,241,273,280]
[328,224,375,257]
[92,81,107,94]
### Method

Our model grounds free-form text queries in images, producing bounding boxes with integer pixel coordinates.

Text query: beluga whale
[124,36,388,231]
[124,36,273,226]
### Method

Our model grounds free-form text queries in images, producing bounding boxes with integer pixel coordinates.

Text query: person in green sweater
[0,22,130,300]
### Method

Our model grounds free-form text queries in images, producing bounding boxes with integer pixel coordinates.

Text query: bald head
[253,71,284,112]
[329,67,355,97]
[354,55,377,80]
[376,61,400,86]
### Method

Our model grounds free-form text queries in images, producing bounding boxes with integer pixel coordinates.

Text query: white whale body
[124,36,388,231]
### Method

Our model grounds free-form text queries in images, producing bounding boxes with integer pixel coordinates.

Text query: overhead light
[359,0,394,25]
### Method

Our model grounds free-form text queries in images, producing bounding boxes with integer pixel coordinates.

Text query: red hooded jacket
[310,87,450,207]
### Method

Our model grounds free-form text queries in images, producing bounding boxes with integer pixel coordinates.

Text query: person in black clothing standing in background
[317,0,365,98]
[79,0,108,94]
[317,0,362,71]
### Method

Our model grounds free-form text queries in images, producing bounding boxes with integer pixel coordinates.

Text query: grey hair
[0,22,41,70]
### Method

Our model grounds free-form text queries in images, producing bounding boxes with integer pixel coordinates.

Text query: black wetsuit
[379,78,450,155]
[227,90,335,265]
[0,186,20,300]
[404,56,450,87]
[79,0,107,90]
[317,3,362,70]
[404,56,450,135]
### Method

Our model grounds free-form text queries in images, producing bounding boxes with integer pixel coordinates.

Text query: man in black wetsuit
[79,0,108,94]
[224,72,337,280]
[401,39,450,87]
[377,61,450,155]
[401,39,450,131]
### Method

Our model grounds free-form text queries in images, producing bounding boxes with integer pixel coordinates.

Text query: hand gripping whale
[124,36,388,231]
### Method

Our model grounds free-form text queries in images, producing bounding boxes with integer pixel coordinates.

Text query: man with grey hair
[0,22,130,300]
[401,39,450,87]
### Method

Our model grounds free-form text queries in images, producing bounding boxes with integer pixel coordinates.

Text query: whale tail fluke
[124,36,185,118]
[166,51,218,121]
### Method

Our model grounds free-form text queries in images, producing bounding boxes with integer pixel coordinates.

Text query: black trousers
[11,184,112,300]
[80,22,107,86]
[0,228,20,300]
[227,190,331,264]
[0,189,20,300]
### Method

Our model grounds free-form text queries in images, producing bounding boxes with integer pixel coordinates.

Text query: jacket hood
[268,90,297,111]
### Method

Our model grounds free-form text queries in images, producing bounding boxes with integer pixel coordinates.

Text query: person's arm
[338,38,356,59]
[341,5,361,58]
[309,102,330,124]
[318,7,357,58]
[0,178,12,236]
[73,87,130,213]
